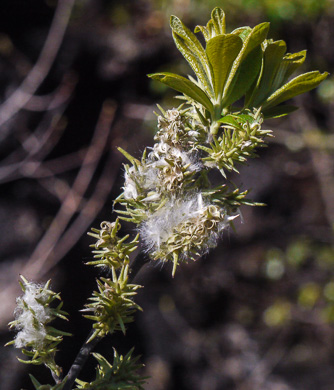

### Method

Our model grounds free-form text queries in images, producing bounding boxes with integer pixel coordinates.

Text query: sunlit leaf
[223,45,263,107]
[195,7,225,40]
[170,15,207,64]
[172,32,214,97]
[211,7,226,35]
[250,40,287,107]
[264,71,329,109]
[148,72,214,113]
[223,22,269,106]
[271,50,307,92]
[231,26,252,41]
[206,34,243,100]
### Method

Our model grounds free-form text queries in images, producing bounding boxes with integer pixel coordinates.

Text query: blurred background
[0,0,333,389]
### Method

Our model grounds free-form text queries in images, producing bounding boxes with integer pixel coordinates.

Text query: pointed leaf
[270,50,307,93]
[194,24,210,41]
[231,26,252,41]
[223,22,269,104]
[251,40,287,106]
[218,115,243,129]
[206,34,243,100]
[264,71,329,109]
[211,7,226,35]
[170,15,207,63]
[148,72,214,113]
[117,314,126,335]
[117,147,140,166]
[29,374,42,389]
[172,32,214,97]
[223,45,263,107]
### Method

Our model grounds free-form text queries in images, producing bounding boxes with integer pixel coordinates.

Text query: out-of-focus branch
[0,0,75,129]
[23,73,77,112]
[22,101,117,277]
[0,101,117,327]
[0,80,73,183]
[295,107,334,230]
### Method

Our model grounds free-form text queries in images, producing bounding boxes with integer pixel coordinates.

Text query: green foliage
[87,218,139,270]
[83,265,142,341]
[206,33,243,102]
[118,8,327,276]
[29,375,67,390]
[199,109,272,176]
[149,7,328,129]
[75,349,147,390]
[148,72,215,113]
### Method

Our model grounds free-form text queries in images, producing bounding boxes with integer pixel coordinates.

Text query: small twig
[62,251,150,390]
[51,370,62,385]
[62,331,102,389]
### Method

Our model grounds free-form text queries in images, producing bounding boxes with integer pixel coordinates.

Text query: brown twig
[62,251,150,390]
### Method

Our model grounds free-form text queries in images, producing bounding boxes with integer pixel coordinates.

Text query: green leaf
[271,50,307,92]
[243,23,270,59]
[170,15,207,63]
[29,375,42,389]
[170,14,214,97]
[264,71,329,109]
[282,50,307,81]
[218,115,241,128]
[148,72,214,113]
[223,45,263,107]
[206,34,243,101]
[172,32,214,97]
[218,113,255,128]
[231,26,252,41]
[223,22,269,106]
[117,147,141,166]
[211,7,226,35]
[251,40,287,107]
[194,24,210,41]
[262,105,299,118]
[194,7,225,40]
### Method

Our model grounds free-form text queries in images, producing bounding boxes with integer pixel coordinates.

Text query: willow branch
[62,250,150,390]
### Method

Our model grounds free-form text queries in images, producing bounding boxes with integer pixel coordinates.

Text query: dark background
[0,0,333,389]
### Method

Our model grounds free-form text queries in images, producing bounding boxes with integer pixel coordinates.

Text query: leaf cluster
[75,349,147,390]
[199,109,272,176]
[83,265,142,341]
[87,218,139,270]
[149,7,328,130]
